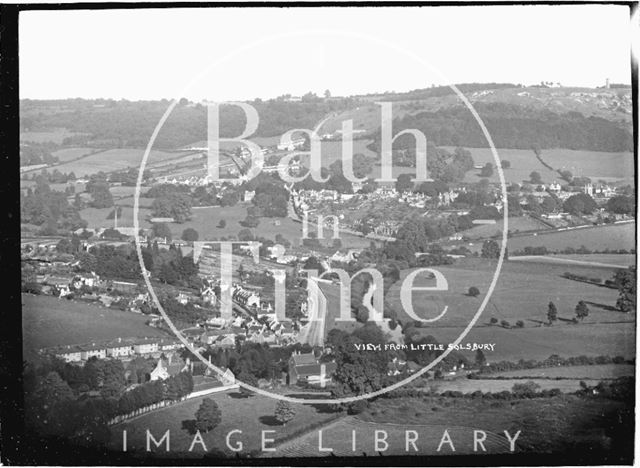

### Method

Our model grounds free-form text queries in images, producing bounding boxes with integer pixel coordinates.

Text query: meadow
[109,390,340,458]
[504,222,636,253]
[20,129,82,144]
[484,364,634,380]
[21,294,168,355]
[378,257,634,362]
[52,147,103,162]
[548,254,636,267]
[80,206,153,230]
[461,216,549,241]
[510,254,636,269]
[169,204,372,248]
[52,149,180,177]
[439,147,634,186]
[271,394,630,460]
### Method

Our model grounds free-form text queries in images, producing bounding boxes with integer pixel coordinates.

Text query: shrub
[489,317,498,325]
[468,286,480,297]
[347,400,369,415]
[511,381,540,398]
[515,320,524,328]
[500,320,511,328]
[181,228,199,242]
[275,400,296,425]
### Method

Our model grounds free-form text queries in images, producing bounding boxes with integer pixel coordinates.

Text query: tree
[541,196,558,213]
[529,171,542,184]
[351,153,374,179]
[238,228,254,241]
[480,163,493,177]
[575,301,589,321]
[507,195,523,217]
[606,195,635,215]
[195,398,221,433]
[475,349,486,367]
[468,286,480,297]
[614,266,636,312]
[152,222,172,241]
[395,173,414,193]
[481,240,500,259]
[274,400,296,425]
[217,219,226,228]
[547,301,558,325]
[152,193,192,223]
[501,160,511,169]
[355,305,369,323]
[181,228,199,242]
[237,371,258,396]
[563,193,597,215]
[489,317,498,325]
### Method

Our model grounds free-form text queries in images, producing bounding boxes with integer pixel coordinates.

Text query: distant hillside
[356,84,632,124]
[20,85,634,153]
[368,101,633,152]
[20,97,358,150]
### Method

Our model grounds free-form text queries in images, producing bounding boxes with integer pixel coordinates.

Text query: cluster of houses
[46,336,183,363]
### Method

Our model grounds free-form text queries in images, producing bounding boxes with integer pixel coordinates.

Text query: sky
[19,5,635,101]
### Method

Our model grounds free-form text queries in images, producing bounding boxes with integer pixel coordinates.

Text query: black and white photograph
[2,2,638,465]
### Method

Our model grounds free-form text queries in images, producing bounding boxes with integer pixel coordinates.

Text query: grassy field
[504,223,636,253]
[548,254,636,267]
[485,364,634,380]
[542,149,634,184]
[80,206,153,230]
[379,257,635,362]
[316,256,634,361]
[439,147,634,186]
[462,216,550,240]
[20,129,82,144]
[21,293,169,354]
[510,254,636,269]
[271,415,512,457]
[109,390,340,458]
[387,258,625,327]
[430,378,601,394]
[52,147,102,162]
[52,149,180,177]
[170,204,372,248]
[271,394,631,459]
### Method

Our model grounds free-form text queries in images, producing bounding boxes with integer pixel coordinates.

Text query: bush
[511,381,540,398]
[468,286,480,297]
[347,400,369,415]
[515,320,524,328]
[181,228,199,242]
[500,320,511,328]
[489,317,498,325]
